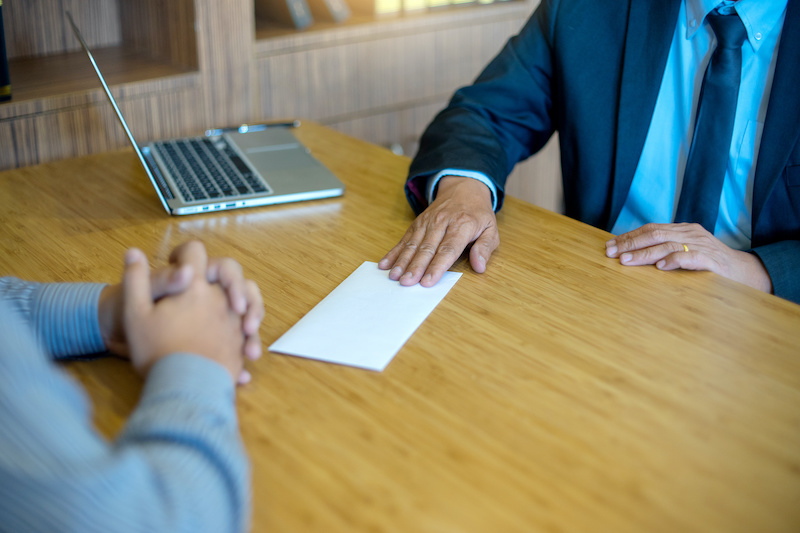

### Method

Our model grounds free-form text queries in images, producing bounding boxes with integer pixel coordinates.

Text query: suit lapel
[608,0,681,229]
[752,0,800,228]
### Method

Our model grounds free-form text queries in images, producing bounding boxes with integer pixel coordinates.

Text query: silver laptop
[67,12,344,215]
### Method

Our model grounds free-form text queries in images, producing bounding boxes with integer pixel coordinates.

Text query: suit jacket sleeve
[405,0,559,214]
[751,241,800,304]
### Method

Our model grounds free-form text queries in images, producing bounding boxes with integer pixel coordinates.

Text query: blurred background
[0,0,562,211]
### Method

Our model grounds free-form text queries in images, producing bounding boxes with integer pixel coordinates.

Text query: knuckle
[453,212,477,229]
[245,279,260,295]
[437,243,459,256]
[185,240,205,253]
[649,228,667,242]
[641,222,660,232]
[432,210,455,227]
[222,257,243,275]
[417,242,438,256]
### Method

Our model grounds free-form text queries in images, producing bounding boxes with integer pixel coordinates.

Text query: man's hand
[98,244,265,364]
[379,177,500,287]
[122,242,256,384]
[605,222,773,293]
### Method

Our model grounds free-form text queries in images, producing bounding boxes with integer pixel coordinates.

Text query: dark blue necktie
[674,12,747,232]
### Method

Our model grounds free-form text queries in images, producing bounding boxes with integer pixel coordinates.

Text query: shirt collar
[684,0,788,50]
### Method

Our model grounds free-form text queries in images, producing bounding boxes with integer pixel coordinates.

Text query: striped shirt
[0,278,250,533]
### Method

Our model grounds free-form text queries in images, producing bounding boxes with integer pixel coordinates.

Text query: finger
[468,226,500,274]
[656,250,712,272]
[168,241,193,265]
[398,224,449,286]
[388,227,436,282]
[237,369,252,386]
[619,241,686,266]
[381,225,427,280]
[378,237,407,271]
[122,248,154,317]
[609,223,677,256]
[169,240,209,282]
[213,258,247,315]
[242,279,265,337]
[244,332,263,360]
[148,264,194,300]
[416,224,494,287]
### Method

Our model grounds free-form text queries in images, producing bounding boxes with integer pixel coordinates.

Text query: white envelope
[269,261,461,371]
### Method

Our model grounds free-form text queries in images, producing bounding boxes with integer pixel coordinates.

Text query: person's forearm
[0,345,249,533]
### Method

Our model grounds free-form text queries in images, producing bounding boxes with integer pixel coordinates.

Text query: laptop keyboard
[153,138,270,202]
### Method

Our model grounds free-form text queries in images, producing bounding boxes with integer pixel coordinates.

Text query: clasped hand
[98,241,265,385]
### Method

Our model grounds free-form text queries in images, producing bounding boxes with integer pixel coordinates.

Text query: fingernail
[422,273,433,285]
[238,370,252,385]
[401,271,414,280]
[657,260,666,270]
[247,343,262,360]
[390,267,403,279]
[378,259,389,269]
[606,246,617,257]
[621,253,632,264]
[125,248,143,265]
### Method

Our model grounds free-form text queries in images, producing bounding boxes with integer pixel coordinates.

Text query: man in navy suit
[379,0,800,304]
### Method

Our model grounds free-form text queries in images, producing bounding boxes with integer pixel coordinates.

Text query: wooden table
[1,122,799,532]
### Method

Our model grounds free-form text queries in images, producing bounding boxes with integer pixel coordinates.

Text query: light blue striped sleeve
[0,277,106,358]
[0,281,250,533]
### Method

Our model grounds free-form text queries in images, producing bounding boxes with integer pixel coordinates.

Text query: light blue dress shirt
[430,0,787,251]
[611,0,787,249]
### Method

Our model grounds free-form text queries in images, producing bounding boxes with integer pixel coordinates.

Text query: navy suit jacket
[406,0,800,303]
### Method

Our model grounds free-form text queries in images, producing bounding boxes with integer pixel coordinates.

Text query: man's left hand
[605,222,773,293]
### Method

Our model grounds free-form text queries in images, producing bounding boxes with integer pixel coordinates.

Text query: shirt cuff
[427,169,499,211]
[36,283,107,359]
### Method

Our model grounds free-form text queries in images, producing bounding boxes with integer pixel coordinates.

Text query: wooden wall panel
[194,0,255,128]
[120,0,198,68]
[3,85,206,169]
[506,136,563,213]
[4,0,121,59]
[326,99,445,155]
[0,122,15,169]
[256,17,523,123]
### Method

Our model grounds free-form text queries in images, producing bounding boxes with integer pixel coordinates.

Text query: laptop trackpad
[245,147,319,173]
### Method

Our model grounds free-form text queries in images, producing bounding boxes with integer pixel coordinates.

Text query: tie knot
[707,13,747,49]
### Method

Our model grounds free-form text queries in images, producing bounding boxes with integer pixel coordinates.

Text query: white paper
[269,261,461,371]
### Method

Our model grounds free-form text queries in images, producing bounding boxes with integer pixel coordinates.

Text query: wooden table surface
[1,122,799,532]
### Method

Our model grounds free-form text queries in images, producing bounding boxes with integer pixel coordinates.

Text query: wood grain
[3,0,121,59]
[120,0,198,68]
[0,122,798,533]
